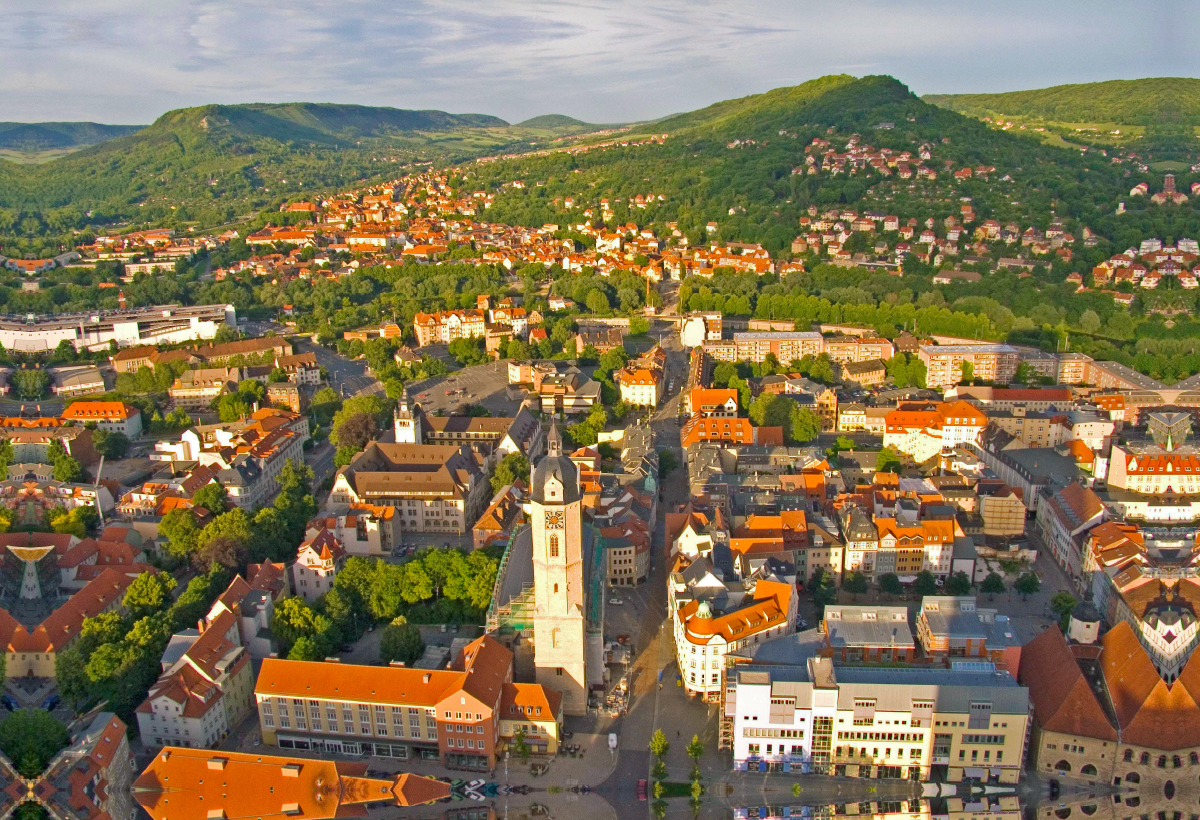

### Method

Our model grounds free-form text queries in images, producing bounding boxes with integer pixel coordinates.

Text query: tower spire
[547,419,562,457]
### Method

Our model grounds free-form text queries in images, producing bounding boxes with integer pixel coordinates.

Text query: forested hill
[923,78,1200,125]
[0,102,597,243]
[150,103,509,144]
[516,114,591,128]
[0,122,144,152]
[466,74,1133,254]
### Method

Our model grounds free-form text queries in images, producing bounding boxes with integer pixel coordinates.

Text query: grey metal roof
[823,606,914,649]
[735,664,1027,715]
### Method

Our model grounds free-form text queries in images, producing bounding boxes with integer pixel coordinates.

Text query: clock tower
[529,421,589,714]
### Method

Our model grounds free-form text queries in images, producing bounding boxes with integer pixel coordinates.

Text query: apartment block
[727,656,1029,782]
[254,636,562,771]
[918,344,1020,389]
[412,309,486,347]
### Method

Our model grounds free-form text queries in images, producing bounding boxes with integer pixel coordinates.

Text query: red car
[637,779,647,801]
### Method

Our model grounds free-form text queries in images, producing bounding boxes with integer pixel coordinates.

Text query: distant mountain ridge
[150,102,509,145]
[516,114,591,128]
[923,78,1200,125]
[0,122,144,152]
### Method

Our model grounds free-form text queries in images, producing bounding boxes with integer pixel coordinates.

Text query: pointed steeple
[547,419,562,458]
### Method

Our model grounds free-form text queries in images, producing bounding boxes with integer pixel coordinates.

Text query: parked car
[637,779,647,801]
[608,597,623,605]
[0,695,16,711]
[41,694,60,711]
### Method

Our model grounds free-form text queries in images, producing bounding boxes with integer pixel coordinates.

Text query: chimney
[423,673,432,683]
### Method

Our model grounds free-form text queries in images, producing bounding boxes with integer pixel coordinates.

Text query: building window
[550,535,559,558]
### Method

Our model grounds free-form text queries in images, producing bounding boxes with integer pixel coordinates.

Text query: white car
[608,597,623,605]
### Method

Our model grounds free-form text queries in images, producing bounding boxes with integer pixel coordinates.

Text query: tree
[980,572,1006,598]
[160,508,200,558]
[380,616,425,665]
[198,508,252,550]
[331,394,394,448]
[0,710,69,778]
[191,482,228,515]
[748,393,792,428]
[658,449,678,477]
[52,454,83,483]
[273,596,336,657]
[215,392,252,422]
[843,571,868,597]
[878,572,903,597]
[311,387,342,425]
[1079,309,1101,334]
[946,571,973,596]
[192,536,244,571]
[122,572,177,620]
[649,728,670,758]
[831,435,855,454]
[490,452,530,494]
[806,567,837,616]
[960,360,974,383]
[789,406,822,444]
[331,412,378,451]
[92,430,130,459]
[1051,591,1079,630]
[273,458,316,536]
[49,506,95,537]
[1014,572,1041,600]
[288,636,323,661]
[629,316,650,335]
[597,346,629,375]
[876,447,901,473]
[914,571,938,598]
[586,289,610,315]
[448,337,489,366]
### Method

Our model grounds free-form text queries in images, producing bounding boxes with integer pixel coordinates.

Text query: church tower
[530,421,589,714]
[393,392,423,444]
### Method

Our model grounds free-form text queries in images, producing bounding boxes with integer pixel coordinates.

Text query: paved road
[306,440,336,490]
[295,338,380,398]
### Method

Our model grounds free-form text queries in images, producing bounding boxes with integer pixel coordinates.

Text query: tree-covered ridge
[153,103,509,145]
[515,114,594,129]
[0,122,144,152]
[464,75,1138,254]
[924,78,1200,126]
[0,102,615,242]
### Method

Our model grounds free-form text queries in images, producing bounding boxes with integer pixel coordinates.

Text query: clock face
[545,511,565,530]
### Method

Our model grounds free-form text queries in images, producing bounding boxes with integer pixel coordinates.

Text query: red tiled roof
[1018,627,1116,740]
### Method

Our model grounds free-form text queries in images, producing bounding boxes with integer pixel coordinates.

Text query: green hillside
[468,74,1129,252]
[0,102,609,247]
[0,122,144,152]
[924,78,1200,125]
[516,114,590,128]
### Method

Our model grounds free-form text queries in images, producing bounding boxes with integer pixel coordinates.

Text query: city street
[294,338,381,398]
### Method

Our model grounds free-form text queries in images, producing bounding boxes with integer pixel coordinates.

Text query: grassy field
[0,147,84,164]
[1150,160,1192,172]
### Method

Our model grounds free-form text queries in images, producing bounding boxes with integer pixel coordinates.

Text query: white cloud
[0,0,1195,123]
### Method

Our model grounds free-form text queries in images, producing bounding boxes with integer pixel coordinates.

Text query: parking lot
[405,359,525,416]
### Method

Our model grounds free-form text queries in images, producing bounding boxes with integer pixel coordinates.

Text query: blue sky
[3,0,1198,124]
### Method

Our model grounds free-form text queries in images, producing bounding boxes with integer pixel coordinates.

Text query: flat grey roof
[824,606,914,649]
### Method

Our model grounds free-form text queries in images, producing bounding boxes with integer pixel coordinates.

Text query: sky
[2,0,1198,125]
